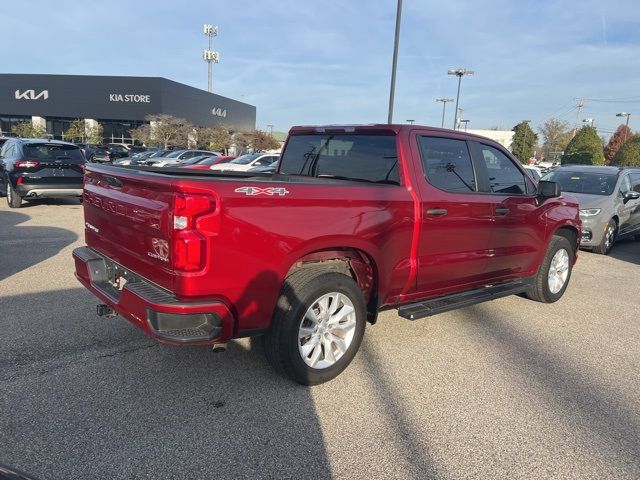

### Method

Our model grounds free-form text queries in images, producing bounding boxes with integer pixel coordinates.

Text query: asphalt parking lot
[1,199,639,480]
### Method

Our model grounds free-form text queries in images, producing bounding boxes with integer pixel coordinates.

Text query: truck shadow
[0,281,334,480]
[0,209,78,282]
[458,304,640,470]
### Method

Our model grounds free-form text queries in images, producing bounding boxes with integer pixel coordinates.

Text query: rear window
[23,143,84,161]
[280,134,399,184]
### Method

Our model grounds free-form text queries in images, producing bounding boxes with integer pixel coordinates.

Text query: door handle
[426,208,448,216]
[495,207,510,215]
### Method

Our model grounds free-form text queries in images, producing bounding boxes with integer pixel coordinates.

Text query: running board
[397,280,533,320]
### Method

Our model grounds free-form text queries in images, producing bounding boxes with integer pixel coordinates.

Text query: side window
[418,136,476,192]
[631,174,640,193]
[3,143,14,158]
[479,144,527,194]
[619,175,632,196]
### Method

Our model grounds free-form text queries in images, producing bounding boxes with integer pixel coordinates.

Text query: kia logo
[211,107,227,118]
[15,89,49,100]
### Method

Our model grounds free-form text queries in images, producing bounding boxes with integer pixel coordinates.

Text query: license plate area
[105,259,140,291]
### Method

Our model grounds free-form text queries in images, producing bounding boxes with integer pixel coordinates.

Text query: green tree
[538,118,572,160]
[611,134,640,167]
[604,124,633,164]
[233,131,252,154]
[11,121,47,138]
[86,122,104,144]
[511,121,538,163]
[63,118,86,142]
[250,130,281,151]
[145,114,192,149]
[195,125,233,153]
[561,126,605,165]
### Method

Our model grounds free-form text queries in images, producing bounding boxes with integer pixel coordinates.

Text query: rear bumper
[73,246,235,345]
[18,186,83,198]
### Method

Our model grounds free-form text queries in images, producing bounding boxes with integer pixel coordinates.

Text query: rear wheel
[6,180,22,208]
[526,235,573,303]
[263,268,366,385]
[593,219,617,255]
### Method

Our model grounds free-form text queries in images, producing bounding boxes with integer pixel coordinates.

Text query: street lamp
[267,124,274,136]
[459,119,469,132]
[435,98,454,128]
[447,68,474,130]
[406,119,415,124]
[387,0,403,124]
[582,118,594,127]
[616,112,631,142]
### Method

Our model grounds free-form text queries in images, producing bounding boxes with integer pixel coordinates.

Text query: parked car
[524,165,542,181]
[179,155,236,170]
[88,145,113,163]
[106,143,130,158]
[0,138,85,207]
[74,124,580,385]
[248,158,279,173]
[542,165,640,254]
[149,149,220,167]
[210,152,279,172]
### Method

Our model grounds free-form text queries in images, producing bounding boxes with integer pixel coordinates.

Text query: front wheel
[263,268,366,385]
[593,219,617,255]
[526,235,574,303]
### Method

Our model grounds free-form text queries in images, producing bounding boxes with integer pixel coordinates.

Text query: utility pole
[267,124,274,136]
[616,112,631,142]
[572,98,586,137]
[203,24,219,92]
[387,0,403,124]
[406,119,415,124]
[435,98,454,128]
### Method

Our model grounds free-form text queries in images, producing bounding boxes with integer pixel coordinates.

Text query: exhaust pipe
[211,342,228,353]
[96,304,117,317]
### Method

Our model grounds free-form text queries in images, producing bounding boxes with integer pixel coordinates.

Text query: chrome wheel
[6,182,12,202]
[298,292,357,369]
[604,224,615,251]
[548,248,570,294]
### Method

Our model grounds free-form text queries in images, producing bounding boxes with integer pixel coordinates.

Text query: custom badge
[234,186,290,196]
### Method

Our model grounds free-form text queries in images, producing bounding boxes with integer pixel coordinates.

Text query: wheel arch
[552,225,580,257]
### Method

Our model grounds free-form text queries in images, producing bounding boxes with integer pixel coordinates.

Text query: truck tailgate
[83,165,177,291]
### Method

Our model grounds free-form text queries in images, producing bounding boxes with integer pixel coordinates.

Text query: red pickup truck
[73,124,580,384]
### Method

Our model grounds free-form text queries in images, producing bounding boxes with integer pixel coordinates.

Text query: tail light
[172,194,219,271]
[14,160,40,169]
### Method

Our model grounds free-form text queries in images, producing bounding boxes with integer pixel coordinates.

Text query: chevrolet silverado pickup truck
[73,124,580,385]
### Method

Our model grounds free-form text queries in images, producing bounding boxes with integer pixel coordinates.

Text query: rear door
[469,141,544,280]
[412,134,496,295]
[629,173,640,234]
[20,142,85,186]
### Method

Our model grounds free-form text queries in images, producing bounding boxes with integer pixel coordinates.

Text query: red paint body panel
[74,124,581,343]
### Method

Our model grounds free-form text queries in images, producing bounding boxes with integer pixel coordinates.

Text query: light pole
[582,118,594,127]
[459,119,469,132]
[435,98,454,128]
[387,0,403,124]
[406,119,415,124]
[448,68,474,130]
[267,124,274,136]
[202,24,220,92]
[616,112,631,142]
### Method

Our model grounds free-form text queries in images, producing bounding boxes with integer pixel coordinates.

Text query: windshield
[182,155,211,165]
[542,170,617,196]
[229,153,260,165]
[164,150,186,158]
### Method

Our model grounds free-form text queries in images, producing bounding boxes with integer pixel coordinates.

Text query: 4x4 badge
[235,186,290,196]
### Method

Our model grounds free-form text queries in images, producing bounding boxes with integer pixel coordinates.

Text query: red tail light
[15,160,40,169]
[172,194,218,271]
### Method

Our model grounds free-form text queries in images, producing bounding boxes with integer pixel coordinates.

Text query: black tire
[526,235,574,303]
[592,219,617,255]
[263,267,367,385]
[6,180,22,208]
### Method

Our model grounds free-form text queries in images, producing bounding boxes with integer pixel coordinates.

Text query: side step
[397,280,533,320]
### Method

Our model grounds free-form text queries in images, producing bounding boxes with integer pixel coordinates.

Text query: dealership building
[0,73,256,143]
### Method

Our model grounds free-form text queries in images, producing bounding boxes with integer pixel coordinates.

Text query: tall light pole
[387,0,403,124]
[435,98,454,128]
[267,124,274,136]
[203,24,220,92]
[582,118,594,127]
[406,119,415,124]
[448,68,474,130]
[616,112,631,142]
[459,119,469,132]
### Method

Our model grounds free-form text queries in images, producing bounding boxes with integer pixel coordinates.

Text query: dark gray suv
[542,165,640,254]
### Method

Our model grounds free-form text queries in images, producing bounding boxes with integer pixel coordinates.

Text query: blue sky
[4,0,640,139]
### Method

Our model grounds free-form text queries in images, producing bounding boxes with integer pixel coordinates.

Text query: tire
[592,219,617,255]
[6,180,22,208]
[263,268,367,385]
[526,235,574,303]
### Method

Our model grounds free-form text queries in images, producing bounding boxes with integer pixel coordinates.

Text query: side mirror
[537,180,561,200]
[623,191,640,203]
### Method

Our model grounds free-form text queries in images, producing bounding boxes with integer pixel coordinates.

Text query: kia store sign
[0,73,255,131]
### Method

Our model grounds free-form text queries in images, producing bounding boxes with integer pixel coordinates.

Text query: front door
[412,134,496,296]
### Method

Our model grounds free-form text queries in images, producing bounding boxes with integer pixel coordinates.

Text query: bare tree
[539,118,572,160]
[146,114,192,149]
